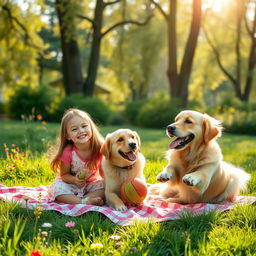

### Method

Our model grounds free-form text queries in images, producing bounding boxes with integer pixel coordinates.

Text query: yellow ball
[78,171,86,179]
[121,178,147,205]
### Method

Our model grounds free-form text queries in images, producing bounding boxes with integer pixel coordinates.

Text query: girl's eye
[185,119,192,124]
[117,137,123,142]
[82,125,87,128]
[72,128,77,131]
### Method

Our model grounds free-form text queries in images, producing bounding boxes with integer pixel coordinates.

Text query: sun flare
[202,0,230,13]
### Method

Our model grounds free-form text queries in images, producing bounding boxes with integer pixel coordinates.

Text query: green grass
[0,120,255,255]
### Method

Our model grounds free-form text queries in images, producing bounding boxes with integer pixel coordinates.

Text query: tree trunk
[179,0,201,107]
[167,0,179,98]
[83,0,104,96]
[166,0,202,107]
[242,3,256,101]
[243,38,256,101]
[55,0,83,95]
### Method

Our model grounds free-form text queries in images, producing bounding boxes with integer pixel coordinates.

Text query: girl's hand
[74,175,86,188]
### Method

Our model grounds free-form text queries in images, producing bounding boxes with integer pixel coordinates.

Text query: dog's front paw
[183,174,200,187]
[157,171,172,182]
[115,204,128,211]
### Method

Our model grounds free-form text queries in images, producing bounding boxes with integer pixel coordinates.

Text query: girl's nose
[78,127,84,132]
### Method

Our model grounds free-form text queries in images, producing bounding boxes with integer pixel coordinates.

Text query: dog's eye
[117,137,124,142]
[131,135,135,139]
[185,119,192,124]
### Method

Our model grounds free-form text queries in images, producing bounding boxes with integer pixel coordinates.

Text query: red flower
[36,114,43,121]
[30,250,42,256]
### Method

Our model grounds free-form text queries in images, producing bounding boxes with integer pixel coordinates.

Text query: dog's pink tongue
[169,138,182,149]
[127,152,136,161]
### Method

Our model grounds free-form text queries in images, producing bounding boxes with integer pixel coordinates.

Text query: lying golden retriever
[155,110,250,204]
[101,129,146,211]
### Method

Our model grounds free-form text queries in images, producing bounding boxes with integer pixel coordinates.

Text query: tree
[55,0,84,94]
[110,1,165,100]
[0,0,45,89]
[113,20,165,100]
[204,0,256,102]
[150,0,202,107]
[78,0,153,96]
[38,0,62,84]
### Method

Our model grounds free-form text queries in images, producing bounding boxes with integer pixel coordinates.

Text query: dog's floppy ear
[134,131,141,151]
[100,135,111,159]
[203,114,222,144]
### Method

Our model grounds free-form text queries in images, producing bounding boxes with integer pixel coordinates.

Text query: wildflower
[41,121,47,125]
[42,222,52,228]
[34,206,43,219]
[12,165,16,168]
[23,154,27,157]
[30,250,42,256]
[23,196,30,201]
[36,114,43,121]
[11,144,16,147]
[116,241,124,247]
[4,147,9,152]
[41,231,48,236]
[110,235,121,240]
[90,243,103,249]
[65,221,76,228]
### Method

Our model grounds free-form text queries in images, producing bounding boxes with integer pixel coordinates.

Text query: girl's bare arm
[59,161,85,188]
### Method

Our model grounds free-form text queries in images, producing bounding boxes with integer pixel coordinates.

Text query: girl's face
[66,116,92,144]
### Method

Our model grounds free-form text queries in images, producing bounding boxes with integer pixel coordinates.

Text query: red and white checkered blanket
[0,184,255,225]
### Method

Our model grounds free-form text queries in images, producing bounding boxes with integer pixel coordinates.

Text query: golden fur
[101,129,145,211]
[154,110,250,204]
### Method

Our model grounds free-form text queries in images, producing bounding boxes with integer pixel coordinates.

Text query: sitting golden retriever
[155,110,250,204]
[101,129,146,211]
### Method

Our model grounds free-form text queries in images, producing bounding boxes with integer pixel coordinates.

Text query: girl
[48,108,104,205]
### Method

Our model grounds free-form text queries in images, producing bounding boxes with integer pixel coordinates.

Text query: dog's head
[166,110,222,150]
[100,129,141,167]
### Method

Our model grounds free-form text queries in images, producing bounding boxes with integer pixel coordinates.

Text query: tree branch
[101,14,153,38]
[149,0,168,21]
[203,26,237,86]
[1,4,42,49]
[244,1,256,37]
[77,14,96,26]
[104,0,121,6]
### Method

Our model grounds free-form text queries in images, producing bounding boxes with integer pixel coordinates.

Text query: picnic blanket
[0,184,255,225]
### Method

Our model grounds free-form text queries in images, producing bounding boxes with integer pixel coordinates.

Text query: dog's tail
[224,162,251,191]
[221,162,251,202]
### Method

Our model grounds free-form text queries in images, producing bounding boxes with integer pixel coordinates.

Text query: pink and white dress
[48,145,104,201]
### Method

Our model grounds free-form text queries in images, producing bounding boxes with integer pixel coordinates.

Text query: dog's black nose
[129,142,137,150]
[167,125,176,133]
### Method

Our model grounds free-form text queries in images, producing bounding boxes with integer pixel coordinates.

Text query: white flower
[42,222,52,228]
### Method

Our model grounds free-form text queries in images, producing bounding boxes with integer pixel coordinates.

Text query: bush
[8,85,59,120]
[56,94,112,124]
[221,111,256,135]
[0,102,7,114]
[136,93,180,128]
[108,112,125,125]
[124,99,148,125]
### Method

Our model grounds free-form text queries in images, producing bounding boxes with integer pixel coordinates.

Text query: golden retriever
[155,110,250,204]
[101,129,146,211]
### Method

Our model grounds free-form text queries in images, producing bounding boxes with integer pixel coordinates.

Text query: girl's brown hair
[49,108,104,173]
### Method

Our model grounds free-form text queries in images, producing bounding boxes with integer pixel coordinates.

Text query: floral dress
[48,145,104,201]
